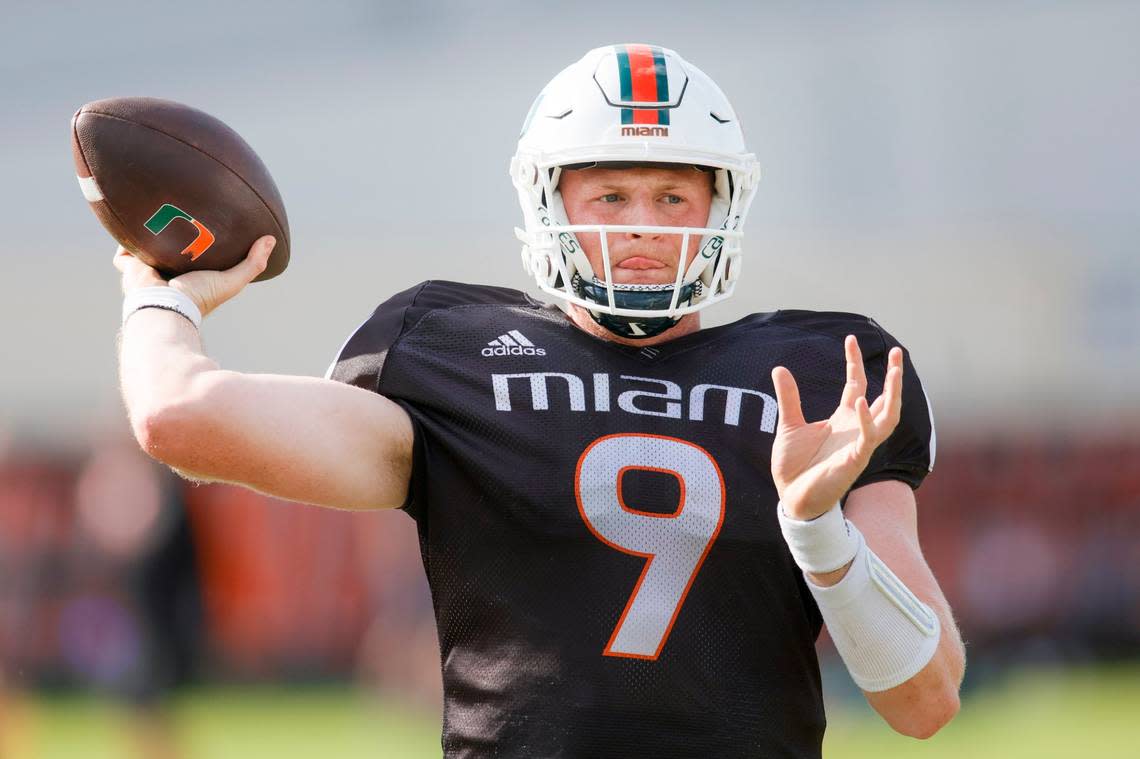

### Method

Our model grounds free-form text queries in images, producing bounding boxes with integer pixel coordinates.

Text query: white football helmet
[511,44,761,338]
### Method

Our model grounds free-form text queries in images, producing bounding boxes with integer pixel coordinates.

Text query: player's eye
[662,194,684,205]
[599,193,622,203]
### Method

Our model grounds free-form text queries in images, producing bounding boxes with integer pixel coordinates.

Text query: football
[71,97,289,281]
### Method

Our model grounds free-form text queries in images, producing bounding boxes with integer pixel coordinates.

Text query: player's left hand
[770,335,903,521]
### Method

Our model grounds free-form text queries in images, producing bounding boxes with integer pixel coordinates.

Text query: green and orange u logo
[144,203,215,261]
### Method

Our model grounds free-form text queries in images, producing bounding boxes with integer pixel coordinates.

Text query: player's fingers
[112,245,143,273]
[869,392,885,419]
[113,245,165,290]
[839,335,867,410]
[772,366,807,429]
[854,395,877,458]
[167,236,275,315]
[887,345,904,374]
[868,350,901,420]
[888,360,904,423]
[205,236,274,295]
[228,236,275,284]
[873,354,904,437]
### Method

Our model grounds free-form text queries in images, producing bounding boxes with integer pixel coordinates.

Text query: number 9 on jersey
[575,433,726,660]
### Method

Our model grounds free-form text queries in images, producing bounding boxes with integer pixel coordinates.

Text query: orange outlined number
[575,433,725,659]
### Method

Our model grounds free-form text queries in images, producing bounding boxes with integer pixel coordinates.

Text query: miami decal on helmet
[144,203,216,261]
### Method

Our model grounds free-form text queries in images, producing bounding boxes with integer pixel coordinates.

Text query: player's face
[559,166,714,285]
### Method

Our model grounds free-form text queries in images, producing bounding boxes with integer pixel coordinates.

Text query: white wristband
[122,286,202,329]
[777,501,861,574]
[807,536,941,692]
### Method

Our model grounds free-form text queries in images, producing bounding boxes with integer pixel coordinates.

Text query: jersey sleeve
[323,280,533,521]
[850,322,937,492]
[323,282,434,389]
[324,279,534,388]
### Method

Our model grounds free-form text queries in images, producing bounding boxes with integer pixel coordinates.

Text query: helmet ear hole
[511,157,539,188]
[725,253,742,284]
[533,253,552,280]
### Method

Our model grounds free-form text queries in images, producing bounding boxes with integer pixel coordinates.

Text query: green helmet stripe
[652,46,670,125]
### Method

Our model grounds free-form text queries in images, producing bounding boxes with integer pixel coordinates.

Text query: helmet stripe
[616,44,671,126]
[652,46,670,125]
[627,44,658,125]
[615,46,634,124]
[616,46,634,101]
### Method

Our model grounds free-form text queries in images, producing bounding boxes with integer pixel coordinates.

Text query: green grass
[4,687,440,759]
[5,665,1137,758]
[823,665,1140,758]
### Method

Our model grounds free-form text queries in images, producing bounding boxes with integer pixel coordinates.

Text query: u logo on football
[144,203,215,261]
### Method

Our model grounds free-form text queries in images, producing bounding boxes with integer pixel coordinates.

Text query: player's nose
[623,198,664,239]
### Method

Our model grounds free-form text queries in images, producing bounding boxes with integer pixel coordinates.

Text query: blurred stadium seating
[2,435,1136,701]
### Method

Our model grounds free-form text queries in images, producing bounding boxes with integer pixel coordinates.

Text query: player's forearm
[842,485,965,737]
[118,308,219,453]
[790,483,964,738]
[811,559,963,739]
[864,596,964,738]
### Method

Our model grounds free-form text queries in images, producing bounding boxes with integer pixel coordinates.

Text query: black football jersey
[327,281,935,758]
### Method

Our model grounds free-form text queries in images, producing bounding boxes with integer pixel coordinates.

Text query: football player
[115,45,964,757]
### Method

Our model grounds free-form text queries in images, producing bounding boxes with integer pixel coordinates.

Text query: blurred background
[1,1,1137,757]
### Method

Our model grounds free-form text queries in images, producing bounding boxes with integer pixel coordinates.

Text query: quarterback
[116,45,964,756]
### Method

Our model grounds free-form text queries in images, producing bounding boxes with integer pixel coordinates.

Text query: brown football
[71,97,289,281]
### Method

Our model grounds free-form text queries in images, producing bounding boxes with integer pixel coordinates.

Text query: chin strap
[573,275,699,339]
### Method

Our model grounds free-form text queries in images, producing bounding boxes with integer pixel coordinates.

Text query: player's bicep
[153,370,413,510]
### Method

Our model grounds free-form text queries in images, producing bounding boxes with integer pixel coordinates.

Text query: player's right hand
[113,235,275,318]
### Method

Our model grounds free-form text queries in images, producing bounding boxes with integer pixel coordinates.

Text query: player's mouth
[609,256,676,285]
[616,256,666,270]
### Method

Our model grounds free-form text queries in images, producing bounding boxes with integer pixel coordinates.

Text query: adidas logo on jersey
[482,330,547,357]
